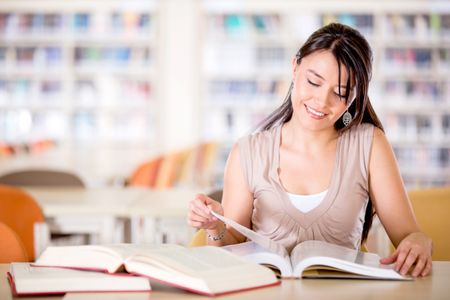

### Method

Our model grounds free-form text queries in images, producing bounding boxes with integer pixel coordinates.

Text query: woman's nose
[314,89,333,107]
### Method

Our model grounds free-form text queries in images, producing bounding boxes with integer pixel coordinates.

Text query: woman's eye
[307,79,319,87]
[334,93,346,101]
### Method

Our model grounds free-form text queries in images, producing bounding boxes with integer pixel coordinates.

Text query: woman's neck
[281,121,339,153]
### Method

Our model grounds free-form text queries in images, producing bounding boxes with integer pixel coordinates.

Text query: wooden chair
[408,186,450,260]
[189,189,222,247]
[0,169,84,187]
[0,185,47,261]
[0,222,28,263]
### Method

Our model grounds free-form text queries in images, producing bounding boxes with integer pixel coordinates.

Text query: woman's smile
[304,104,327,119]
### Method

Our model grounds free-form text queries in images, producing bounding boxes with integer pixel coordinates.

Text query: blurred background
[0,0,449,253]
[1,0,450,189]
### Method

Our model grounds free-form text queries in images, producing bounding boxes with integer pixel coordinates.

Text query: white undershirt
[287,190,328,213]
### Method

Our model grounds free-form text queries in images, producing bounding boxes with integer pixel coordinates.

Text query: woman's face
[291,50,355,132]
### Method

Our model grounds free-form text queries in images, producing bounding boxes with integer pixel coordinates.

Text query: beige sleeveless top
[238,123,374,253]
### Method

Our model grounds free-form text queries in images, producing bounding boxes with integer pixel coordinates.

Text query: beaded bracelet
[206,226,226,241]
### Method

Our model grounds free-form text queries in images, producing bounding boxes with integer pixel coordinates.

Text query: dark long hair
[258,23,383,244]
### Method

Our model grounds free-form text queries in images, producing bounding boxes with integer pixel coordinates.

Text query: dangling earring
[342,110,352,126]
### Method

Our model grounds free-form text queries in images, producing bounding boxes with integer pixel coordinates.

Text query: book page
[34,244,182,273]
[211,211,289,259]
[223,241,293,277]
[289,240,408,280]
[289,240,380,268]
[104,244,182,260]
[10,263,151,294]
[124,246,279,295]
[127,246,250,276]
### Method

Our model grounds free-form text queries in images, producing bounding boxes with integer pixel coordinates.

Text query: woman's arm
[368,127,432,277]
[187,143,254,246]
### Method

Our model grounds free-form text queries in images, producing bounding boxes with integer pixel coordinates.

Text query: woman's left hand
[380,231,432,277]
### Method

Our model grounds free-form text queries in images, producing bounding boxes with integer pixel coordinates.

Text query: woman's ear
[291,56,298,78]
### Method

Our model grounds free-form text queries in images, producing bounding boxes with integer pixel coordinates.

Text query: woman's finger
[421,260,432,277]
[394,247,410,273]
[380,249,398,265]
[411,255,427,277]
[399,249,418,275]
[190,197,212,216]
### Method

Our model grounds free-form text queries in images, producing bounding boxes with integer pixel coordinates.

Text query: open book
[33,243,279,296]
[8,263,151,296]
[212,211,410,280]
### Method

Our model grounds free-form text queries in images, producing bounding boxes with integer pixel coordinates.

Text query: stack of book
[8,213,411,297]
[8,243,279,297]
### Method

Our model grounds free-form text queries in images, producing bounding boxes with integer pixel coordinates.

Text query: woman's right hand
[188,193,224,230]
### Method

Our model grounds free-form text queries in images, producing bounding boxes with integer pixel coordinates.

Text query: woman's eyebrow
[306,69,325,80]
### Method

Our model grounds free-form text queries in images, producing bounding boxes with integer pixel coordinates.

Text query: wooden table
[1,262,450,300]
[25,187,202,246]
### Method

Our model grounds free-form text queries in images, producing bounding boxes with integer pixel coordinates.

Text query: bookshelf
[200,0,450,189]
[0,0,159,146]
[0,0,449,189]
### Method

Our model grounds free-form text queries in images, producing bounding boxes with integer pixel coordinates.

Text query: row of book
[439,48,450,70]
[0,47,62,66]
[74,47,151,65]
[0,79,152,105]
[75,79,152,105]
[394,146,449,168]
[206,13,450,40]
[0,110,156,143]
[321,14,374,36]
[0,46,152,67]
[0,12,152,34]
[0,79,60,104]
[383,48,433,69]
[207,13,375,38]
[208,79,287,100]
[381,14,450,39]
[207,14,282,38]
[382,80,447,102]
[384,114,450,142]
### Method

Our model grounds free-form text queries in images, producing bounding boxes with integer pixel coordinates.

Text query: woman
[188,23,432,277]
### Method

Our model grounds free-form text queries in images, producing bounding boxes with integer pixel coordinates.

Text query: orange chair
[0,185,46,261]
[155,151,187,189]
[128,156,163,188]
[192,142,219,187]
[0,222,28,263]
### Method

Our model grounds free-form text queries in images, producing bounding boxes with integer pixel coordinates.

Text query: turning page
[211,211,289,259]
